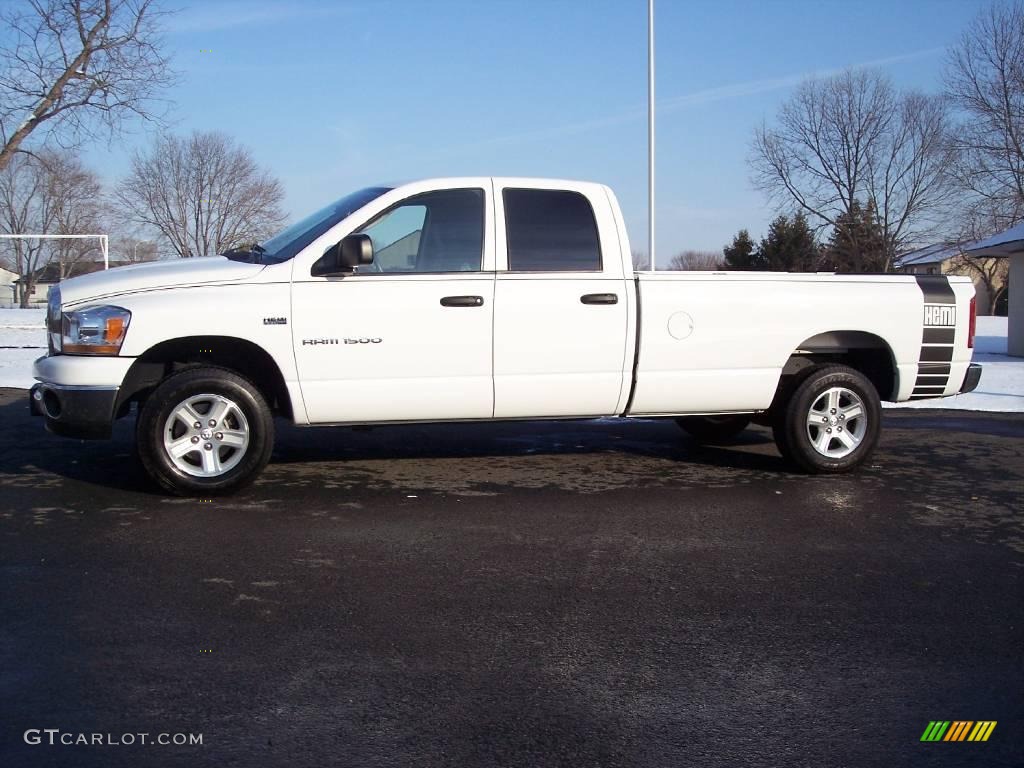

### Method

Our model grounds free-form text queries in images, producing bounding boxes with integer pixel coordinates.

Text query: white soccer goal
[0,233,109,269]
[0,233,109,307]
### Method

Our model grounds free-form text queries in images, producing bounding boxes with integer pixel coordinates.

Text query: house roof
[965,221,1024,257]
[894,243,962,267]
[15,260,130,284]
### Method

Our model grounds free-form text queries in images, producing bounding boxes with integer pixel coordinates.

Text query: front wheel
[773,365,881,474]
[136,367,274,495]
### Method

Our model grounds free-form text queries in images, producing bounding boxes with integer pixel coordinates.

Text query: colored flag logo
[921,721,996,742]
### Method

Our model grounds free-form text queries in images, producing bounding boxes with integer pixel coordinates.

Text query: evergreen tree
[824,199,887,272]
[757,212,820,271]
[722,229,764,270]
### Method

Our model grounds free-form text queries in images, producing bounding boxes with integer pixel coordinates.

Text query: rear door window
[503,189,602,271]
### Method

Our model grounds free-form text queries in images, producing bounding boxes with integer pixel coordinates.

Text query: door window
[503,189,602,271]
[356,188,484,273]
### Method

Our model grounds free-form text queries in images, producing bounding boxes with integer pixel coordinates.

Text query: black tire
[675,414,751,444]
[775,364,881,474]
[136,367,274,495]
[769,364,821,463]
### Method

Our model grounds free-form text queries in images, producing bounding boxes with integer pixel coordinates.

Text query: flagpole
[647,0,655,272]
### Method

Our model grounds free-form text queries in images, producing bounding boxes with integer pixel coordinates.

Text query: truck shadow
[0,392,790,497]
[0,393,153,495]
[269,417,788,473]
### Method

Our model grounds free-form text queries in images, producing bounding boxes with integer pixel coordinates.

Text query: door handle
[580,293,618,305]
[440,295,484,307]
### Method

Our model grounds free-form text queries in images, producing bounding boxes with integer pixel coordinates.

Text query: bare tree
[0,151,107,303]
[948,253,1009,314]
[44,153,106,278]
[945,1,1024,230]
[751,69,954,272]
[945,196,1015,314]
[664,250,721,270]
[0,0,175,172]
[114,234,158,262]
[115,132,287,258]
[0,154,59,305]
[631,250,648,271]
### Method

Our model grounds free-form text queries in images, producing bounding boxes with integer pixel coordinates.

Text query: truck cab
[287,178,636,424]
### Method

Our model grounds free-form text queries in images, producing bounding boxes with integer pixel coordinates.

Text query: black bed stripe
[915,275,956,305]
[923,327,955,344]
[919,345,954,362]
[912,275,955,399]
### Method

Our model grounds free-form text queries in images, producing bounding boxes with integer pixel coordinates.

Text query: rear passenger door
[492,183,630,418]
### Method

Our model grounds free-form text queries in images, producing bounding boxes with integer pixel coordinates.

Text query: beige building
[965,222,1023,357]
[0,266,16,305]
[895,243,1008,316]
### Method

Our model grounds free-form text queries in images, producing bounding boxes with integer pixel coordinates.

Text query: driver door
[291,185,495,424]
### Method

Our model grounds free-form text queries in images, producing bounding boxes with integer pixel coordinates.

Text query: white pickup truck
[30,177,981,494]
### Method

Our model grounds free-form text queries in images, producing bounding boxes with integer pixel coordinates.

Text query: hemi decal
[924,304,956,326]
[912,276,956,398]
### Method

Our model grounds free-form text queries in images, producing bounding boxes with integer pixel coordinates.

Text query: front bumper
[29,354,134,440]
[29,383,119,439]
[960,363,982,394]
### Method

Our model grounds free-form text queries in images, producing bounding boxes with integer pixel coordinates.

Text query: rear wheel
[675,414,751,444]
[136,367,274,495]
[773,364,880,474]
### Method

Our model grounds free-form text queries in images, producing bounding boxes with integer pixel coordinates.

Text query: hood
[58,256,266,305]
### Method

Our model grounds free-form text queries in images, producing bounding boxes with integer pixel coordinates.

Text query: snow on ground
[0,308,45,334]
[885,316,1022,412]
[0,309,45,388]
[0,310,1021,412]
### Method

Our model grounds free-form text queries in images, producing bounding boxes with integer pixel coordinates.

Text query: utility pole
[648,0,655,272]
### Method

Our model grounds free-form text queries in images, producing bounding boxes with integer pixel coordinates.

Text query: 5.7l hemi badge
[923,304,956,327]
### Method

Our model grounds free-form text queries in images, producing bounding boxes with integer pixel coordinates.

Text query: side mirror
[340,233,374,269]
[313,233,374,276]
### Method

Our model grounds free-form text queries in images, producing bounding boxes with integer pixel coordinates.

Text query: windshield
[260,186,392,263]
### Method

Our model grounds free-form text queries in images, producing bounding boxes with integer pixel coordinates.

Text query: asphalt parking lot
[0,387,1021,767]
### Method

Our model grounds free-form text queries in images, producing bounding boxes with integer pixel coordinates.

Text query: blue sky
[82,0,987,264]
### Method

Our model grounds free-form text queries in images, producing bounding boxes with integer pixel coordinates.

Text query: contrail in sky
[458,47,942,151]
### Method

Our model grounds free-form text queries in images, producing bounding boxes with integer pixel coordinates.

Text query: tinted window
[356,189,484,273]
[504,189,601,271]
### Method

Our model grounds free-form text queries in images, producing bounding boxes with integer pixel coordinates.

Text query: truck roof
[387,176,607,189]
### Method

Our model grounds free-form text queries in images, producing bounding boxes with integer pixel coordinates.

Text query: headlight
[61,306,131,355]
[47,286,62,353]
